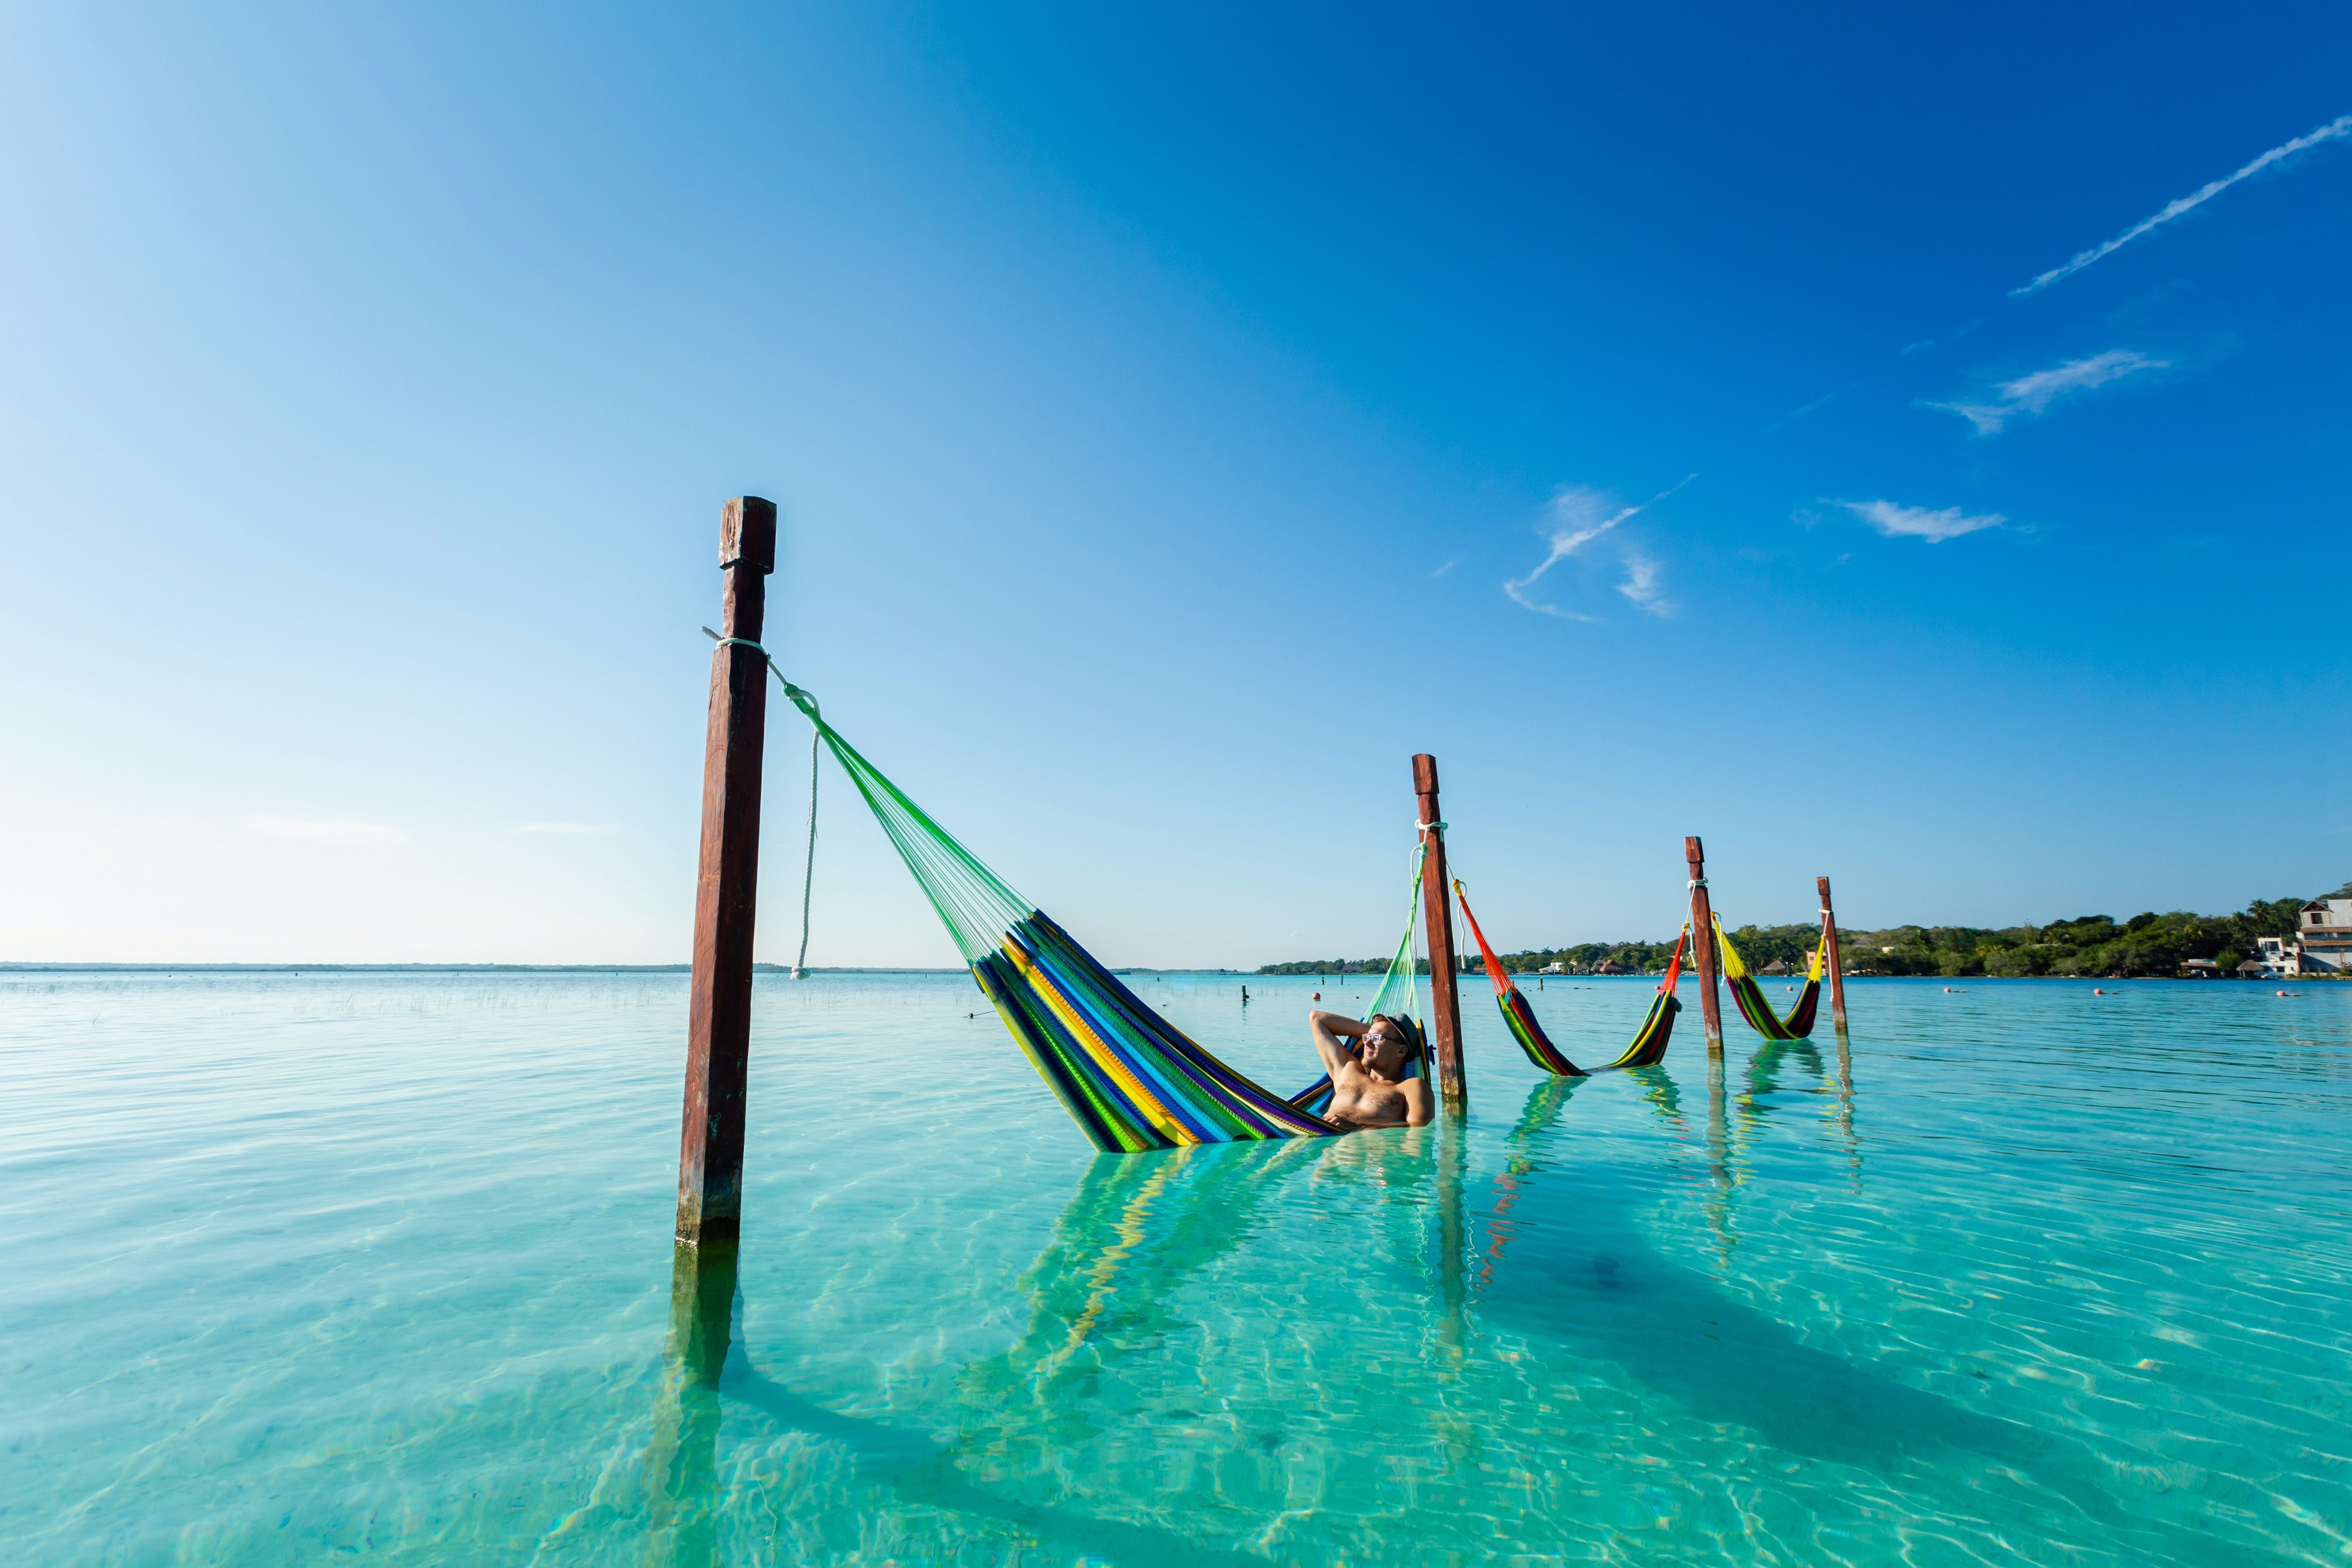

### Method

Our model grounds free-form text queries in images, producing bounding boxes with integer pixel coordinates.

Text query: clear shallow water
[4,968,2350,1566]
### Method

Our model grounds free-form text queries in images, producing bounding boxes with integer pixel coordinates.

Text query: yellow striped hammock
[764,669,1428,1153]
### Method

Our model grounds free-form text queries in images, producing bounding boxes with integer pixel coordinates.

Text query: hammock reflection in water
[641,1216,1291,1568]
[641,1130,1463,1566]
[643,1033,2231,1567]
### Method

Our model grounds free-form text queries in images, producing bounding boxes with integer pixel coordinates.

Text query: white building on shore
[2296,893,2352,973]
[2255,935,2304,978]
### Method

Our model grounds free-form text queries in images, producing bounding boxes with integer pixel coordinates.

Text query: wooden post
[1817,875,1849,1032]
[1684,835,1724,1055]
[1414,754,1467,1111]
[676,497,777,1247]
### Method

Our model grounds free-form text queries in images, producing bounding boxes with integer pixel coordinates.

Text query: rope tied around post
[703,627,820,978]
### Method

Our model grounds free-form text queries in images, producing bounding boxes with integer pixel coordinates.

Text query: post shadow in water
[1472,1076,2258,1562]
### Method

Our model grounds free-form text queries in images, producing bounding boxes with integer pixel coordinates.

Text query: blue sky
[2,4,2346,965]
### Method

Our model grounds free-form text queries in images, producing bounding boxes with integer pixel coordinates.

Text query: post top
[1684,834,1705,863]
[1412,753,1439,794]
[1817,875,1833,897]
[721,497,777,573]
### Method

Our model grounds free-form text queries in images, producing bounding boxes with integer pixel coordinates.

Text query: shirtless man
[1307,1010,1434,1131]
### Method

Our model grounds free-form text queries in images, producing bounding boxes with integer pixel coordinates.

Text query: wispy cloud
[2013,113,2352,296]
[1505,479,1689,620]
[1842,500,2004,543]
[247,815,404,844]
[1616,555,1673,616]
[518,822,617,835]
[1928,349,2166,434]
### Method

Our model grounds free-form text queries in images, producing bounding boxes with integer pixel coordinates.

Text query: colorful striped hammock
[1452,879,1684,1076]
[1716,915,1823,1041]
[770,674,1423,1152]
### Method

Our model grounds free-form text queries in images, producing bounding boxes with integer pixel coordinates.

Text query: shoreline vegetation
[1260,894,2330,981]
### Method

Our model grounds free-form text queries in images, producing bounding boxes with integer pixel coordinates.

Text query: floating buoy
[2093,988,2104,995]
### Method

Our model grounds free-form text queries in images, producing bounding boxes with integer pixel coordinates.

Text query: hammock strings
[1452,876,1685,1075]
[704,632,1428,1150]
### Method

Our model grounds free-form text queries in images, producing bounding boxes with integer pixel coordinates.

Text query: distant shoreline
[0,962,1235,976]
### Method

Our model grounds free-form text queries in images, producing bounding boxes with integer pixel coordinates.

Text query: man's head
[1360,1014,1417,1078]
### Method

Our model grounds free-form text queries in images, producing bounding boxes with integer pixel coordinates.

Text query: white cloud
[2013,113,2352,296]
[1841,500,2004,544]
[1616,555,1673,616]
[246,815,404,844]
[1506,480,1688,620]
[518,823,616,835]
[1929,349,2166,434]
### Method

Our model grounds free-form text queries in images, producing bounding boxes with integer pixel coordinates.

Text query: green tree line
[1257,894,2322,979]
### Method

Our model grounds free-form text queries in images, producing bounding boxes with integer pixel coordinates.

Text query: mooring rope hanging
[793,725,817,978]
[703,627,819,979]
[694,624,1441,1150]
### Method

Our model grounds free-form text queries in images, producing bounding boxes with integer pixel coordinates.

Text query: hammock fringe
[757,657,1422,1151]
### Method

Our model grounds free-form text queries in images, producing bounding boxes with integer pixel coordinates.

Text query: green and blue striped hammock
[1716,914,1823,1041]
[1453,879,1684,1076]
[771,674,1424,1152]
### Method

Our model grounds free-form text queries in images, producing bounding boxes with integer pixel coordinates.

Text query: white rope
[704,627,819,978]
[793,724,817,978]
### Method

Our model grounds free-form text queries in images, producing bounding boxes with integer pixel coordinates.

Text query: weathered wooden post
[1684,835,1725,1056]
[1414,754,1467,1111]
[676,497,777,1247]
[1817,875,1848,1033]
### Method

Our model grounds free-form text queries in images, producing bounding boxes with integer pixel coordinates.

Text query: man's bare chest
[1329,1069,1406,1124]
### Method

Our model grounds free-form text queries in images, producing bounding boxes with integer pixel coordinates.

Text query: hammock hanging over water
[765,669,1420,1152]
[1452,880,1684,1076]
[1716,915,1823,1041]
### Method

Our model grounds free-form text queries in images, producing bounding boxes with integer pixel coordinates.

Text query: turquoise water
[5,968,2350,1565]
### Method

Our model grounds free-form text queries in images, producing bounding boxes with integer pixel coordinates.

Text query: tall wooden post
[1817,875,1848,1032]
[676,497,777,1247]
[1684,835,1724,1055]
[1414,754,1467,1110]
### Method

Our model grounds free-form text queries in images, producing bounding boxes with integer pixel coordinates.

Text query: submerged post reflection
[1704,1049,1736,1262]
[643,1239,737,1568]
[1833,1022,1861,1189]
[1434,1111,1470,1368]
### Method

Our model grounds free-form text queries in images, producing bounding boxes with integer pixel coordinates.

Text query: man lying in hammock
[1308,1010,1434,1131]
